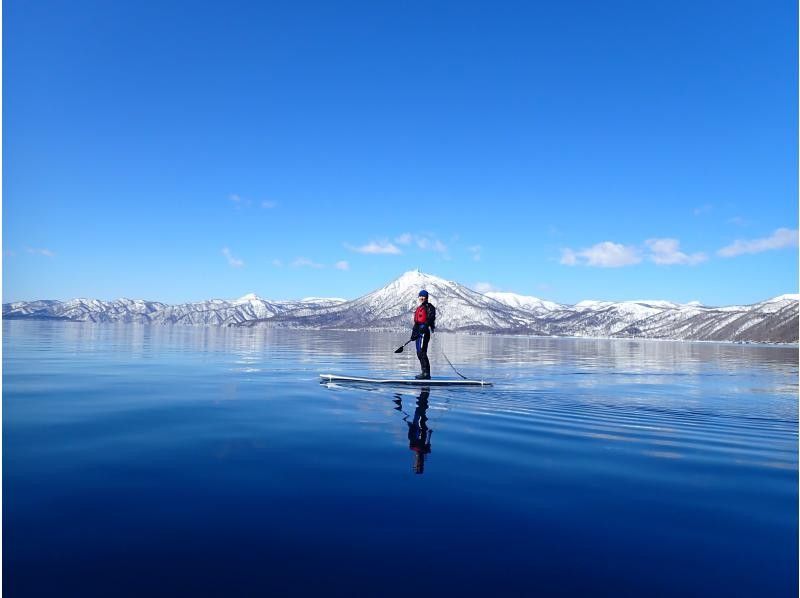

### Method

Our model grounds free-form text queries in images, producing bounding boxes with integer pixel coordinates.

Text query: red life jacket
[414,304,428,324]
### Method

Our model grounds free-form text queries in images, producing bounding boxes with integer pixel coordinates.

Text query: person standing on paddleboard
[411,290,436,380]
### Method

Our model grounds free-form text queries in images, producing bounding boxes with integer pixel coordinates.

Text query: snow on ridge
[764,293,800,303]
[485,291,563,312]
[300,297,348,304]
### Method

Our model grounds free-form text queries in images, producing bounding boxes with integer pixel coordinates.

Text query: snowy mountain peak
[371,271,456,301]
[234,293,262,303]
[393,270,449,289]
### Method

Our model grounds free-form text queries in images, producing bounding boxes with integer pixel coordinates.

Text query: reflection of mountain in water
[4,271,797,343]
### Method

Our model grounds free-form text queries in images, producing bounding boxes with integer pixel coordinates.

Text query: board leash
[440,349,469,380]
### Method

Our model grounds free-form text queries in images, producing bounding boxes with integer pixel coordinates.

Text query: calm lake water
[3,320,798,596]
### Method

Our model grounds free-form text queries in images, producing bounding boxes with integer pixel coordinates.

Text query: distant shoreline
[4,318,797,348]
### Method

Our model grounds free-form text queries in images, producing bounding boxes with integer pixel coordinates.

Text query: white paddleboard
[319,374,492,386]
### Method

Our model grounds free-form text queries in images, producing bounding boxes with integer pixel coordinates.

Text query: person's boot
[415,372,427,380]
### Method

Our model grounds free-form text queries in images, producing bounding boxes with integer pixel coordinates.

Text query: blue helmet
[418,289,429,298]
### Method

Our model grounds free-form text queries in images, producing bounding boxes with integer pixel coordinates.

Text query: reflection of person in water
[402,388,433,474]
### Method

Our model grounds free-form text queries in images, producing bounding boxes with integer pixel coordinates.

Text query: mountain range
[4,271,798,343]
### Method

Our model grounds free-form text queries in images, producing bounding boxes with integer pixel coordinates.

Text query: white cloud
[222,247,244,268]
[345,240,402,255]
[473,282,498,293]
[228,194,243,203]
[717,228,799,257]
[468,245,481,261]
[395,233,413,245]
[334,260,350,271]
[560,242,641,268]
[292,257,324,268]
[25,247,56,258]
[645,238,707,265]
[261,200,278,209]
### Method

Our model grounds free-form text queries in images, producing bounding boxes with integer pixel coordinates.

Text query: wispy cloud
[25,247,56,257]
[693,204,713,216]
[560,242,642,268]
[334,260,350,271]
[222,247,244,268]
[229,193,277,210]
[468,245,481,261]
[559,249,578,266]
[228,193,252,209]
[473,282,498,293]
[271,259,283,267]
[727,216,749,227]
[645,238,707,265]
[345,240,402,255]
[415,237,448,253]
[717,228,799,257]
[394,233,449,256]
[292,257,324,268]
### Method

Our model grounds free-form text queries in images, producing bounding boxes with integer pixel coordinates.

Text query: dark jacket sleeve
[426,304,436,330]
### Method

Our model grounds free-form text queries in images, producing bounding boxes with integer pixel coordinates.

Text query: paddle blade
[394,346,404,353]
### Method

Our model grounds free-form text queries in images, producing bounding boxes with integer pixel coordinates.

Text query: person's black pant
[415,330,430,375]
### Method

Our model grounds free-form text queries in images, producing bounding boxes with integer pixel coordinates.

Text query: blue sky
[4,0,797,305]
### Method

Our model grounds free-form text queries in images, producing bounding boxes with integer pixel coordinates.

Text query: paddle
[394,339,415,353]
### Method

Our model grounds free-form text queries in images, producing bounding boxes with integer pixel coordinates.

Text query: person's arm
[427,304,436,332]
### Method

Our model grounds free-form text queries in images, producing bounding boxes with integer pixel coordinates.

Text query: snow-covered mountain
[3,271,797,343]
[240,270,536,332]
[2,298,169,323]
[2,295,346,326]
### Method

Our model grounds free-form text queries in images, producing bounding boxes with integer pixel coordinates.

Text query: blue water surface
[4,320,798,596]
